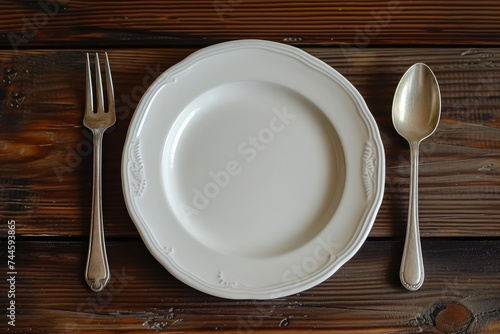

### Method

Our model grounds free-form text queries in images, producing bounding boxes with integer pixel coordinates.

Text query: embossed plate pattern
[122,40,385,299]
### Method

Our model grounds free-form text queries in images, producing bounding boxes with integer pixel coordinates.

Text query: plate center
[163,81,345,257]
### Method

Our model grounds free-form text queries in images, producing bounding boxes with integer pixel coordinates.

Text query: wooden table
[1,1,499,333]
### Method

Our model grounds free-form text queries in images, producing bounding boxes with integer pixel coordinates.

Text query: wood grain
[0,0,500,48]
[1,239,499,333]
[0,1,498,333]
[0,48,499,238]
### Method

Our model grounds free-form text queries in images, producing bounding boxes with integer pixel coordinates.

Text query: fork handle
[85,129,110,292]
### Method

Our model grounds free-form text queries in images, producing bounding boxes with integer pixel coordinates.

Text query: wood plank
[1,239,499,333]
[0,0,500,48]
[0,48,499,237]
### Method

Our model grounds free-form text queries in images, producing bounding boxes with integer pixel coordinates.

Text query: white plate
[122,40,385,299]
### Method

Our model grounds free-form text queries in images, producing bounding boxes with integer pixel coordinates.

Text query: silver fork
[84,53,116,292]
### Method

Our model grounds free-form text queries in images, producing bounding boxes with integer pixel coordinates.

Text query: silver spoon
[392,63,441,291]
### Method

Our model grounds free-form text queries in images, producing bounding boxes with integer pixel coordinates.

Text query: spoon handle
[400,140,425,291]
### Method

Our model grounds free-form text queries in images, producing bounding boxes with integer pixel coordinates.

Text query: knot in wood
[430,301,473,334]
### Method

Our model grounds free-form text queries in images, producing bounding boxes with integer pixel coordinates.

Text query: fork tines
[84,52,116,129]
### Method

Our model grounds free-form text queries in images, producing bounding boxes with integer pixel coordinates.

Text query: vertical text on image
[6,219,17,327]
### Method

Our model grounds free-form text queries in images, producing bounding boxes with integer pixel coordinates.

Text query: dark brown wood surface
[1,0,500,47]
[1,48,499,238]
[0,1,499,333]
[8,240,500,333]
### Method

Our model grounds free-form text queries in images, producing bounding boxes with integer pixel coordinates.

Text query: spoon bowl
[393,63,441,143]
[392,63,441,291]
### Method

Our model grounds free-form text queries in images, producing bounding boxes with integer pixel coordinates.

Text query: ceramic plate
[122,40,385,299]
